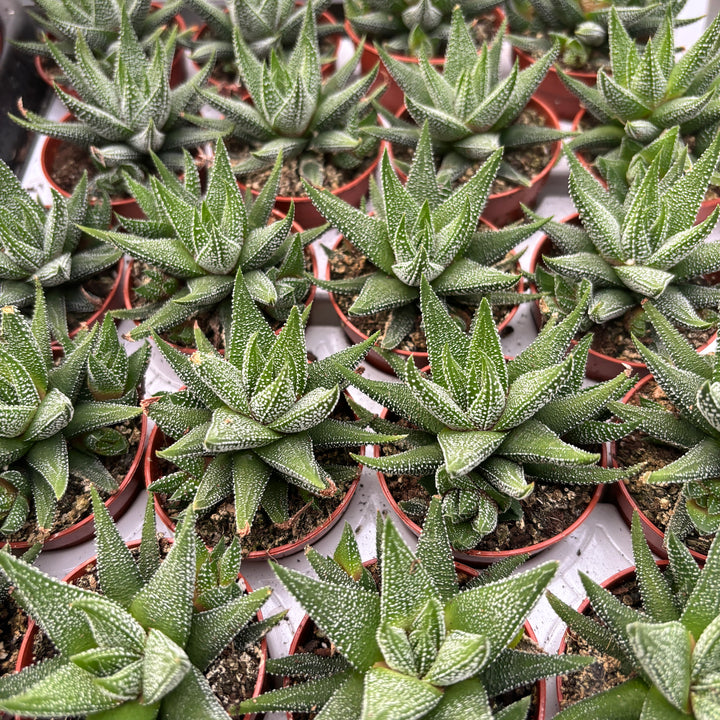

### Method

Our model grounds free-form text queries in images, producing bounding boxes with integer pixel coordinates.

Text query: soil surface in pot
[560,573,641,708]
[156,398,359,554]
[227,138,377,197]
[0,597,27,678]
[471,13,503,46]
[27,541,262,718]
[328,238,518,353]
[64,262,120,334]
[516,30,609,73]
[2,417,142,545]
[613,379,713,556]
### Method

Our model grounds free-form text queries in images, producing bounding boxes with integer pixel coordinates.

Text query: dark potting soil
[327,238,517,354]
[65,262,120,334]
[0,596,27,678]
[3,417,142,545]
[613,379,713,556]
[50,141,97,195]
[559,574,641,709]
[471,12,503,46]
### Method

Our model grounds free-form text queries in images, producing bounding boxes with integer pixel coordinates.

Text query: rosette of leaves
[345,0,501,57]
[145,269,402,537]
[533,132,720,337]
[561,9,720,166]
[338,279,640,550]
[0,287,147,537]
[506,0,691,71]
[551,513,720,720]
[308,124,543,352]
[0,489,283,719]
[370,9,567,186]
[11,15,223,195]
[0,161,121,341]
[202,2,381,186]
[606,303,720,538]
[14,0,185,63]
[83,141,324,346]
[237,500,591,718]
[185,0,338,64]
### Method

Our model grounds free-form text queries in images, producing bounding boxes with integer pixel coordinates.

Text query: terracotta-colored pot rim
[387,96,562,203]
[2,414,147,553]
[324,226,524,367]
[122,213,316,355]
[144,391,372,560]
[555,561,669,708]
[14,536,266,720]
[512,44,597,82]
[527,221,718,373]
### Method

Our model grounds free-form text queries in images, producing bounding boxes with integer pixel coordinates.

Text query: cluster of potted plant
[0,0,720,717]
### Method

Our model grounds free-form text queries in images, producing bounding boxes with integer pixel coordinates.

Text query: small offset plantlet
[608,304,720,538]
[0,287,147,536]
[551,513,720,720]
[237,500,591,718]
[11,16,222,195]
[83,141,324,346]
[146,268,401,537]
[506,0,690,71]
[340,280,640,550]
[203,3,381,186]
[371,9,567,186]
[533,132,720,336]
[0,161,121,340]
[185,0,338,64]
[562,9,720,166]
[345,0,501,57]
[309,124,544,352]
[0,490,283,718]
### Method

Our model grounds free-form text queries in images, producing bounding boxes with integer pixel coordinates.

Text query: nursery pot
[14,537,268,720]
[284,562,546,720]
[236,141,385,230]
[344,9,505,113]
[387,97,562,225]
[513,46,596,121]
[375,407,604,566]
[606,374,710,563]
[122,216,317,355]
[143,394,371,560]
[325,226,523,375]
[527,223,718,381]
[2,414,147,552]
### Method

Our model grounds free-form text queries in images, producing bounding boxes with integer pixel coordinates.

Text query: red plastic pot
[122,218,316,355]
[143,394,372,560]
[2,414,147,553]
[14,537,267,720]
[345,9,505,113]
[285,562,545,720]
[387,97,562,225]
[513,46,596,121]
[527,222,718,381]
[325,226,523,375]
[605,374,709,563]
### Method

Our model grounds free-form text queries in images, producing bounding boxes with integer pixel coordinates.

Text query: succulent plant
[561,9,720,167]
[202,2,381,186]
[506,0,691,71]
[14,0,185,62]
[237,499,590,718]
[339,279,640,550]
[345,0,501,57]
[370,9,567,186]
[607,303,720,538]
[0,161,121,341]
[185,0,338,64]
[83,141,324,346]
[11,15,223,195]
[0,488,283,718]
[145,268,401,538]
[533,130,720,336]
[309,123,544,352]
[551,513,720,720]
[0,286,147,536]
[0,544,41,608]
